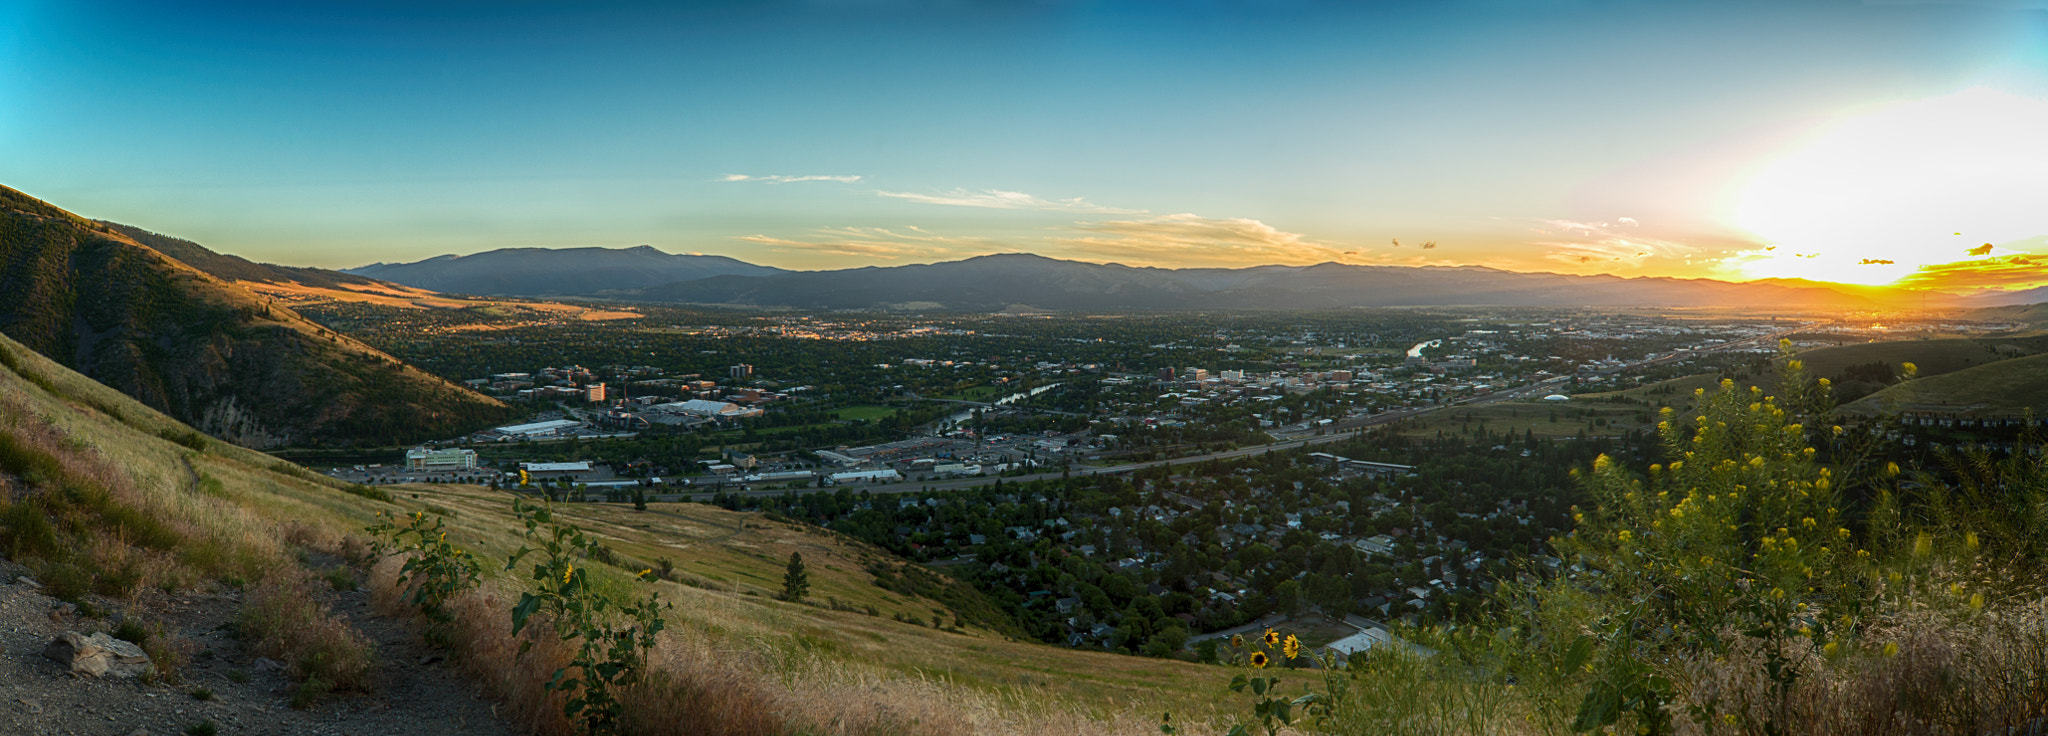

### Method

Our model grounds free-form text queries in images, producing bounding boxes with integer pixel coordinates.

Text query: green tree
[782,551,809,602]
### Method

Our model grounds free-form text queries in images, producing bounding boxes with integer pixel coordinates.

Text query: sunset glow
[1733,89,2048,288]
[4,2,2047,292]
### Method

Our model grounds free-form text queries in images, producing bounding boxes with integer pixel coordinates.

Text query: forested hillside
[0,185,512,447]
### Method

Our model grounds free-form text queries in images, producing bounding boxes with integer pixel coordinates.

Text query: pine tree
[781,551,809,602]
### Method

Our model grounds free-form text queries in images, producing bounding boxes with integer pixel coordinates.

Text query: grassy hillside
[1845,351,2048,416]
[0,329,1233,735]
[1795,337,2048,380]
[0,184,513,448]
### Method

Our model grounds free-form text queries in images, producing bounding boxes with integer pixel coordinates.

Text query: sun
[1731,88,2048,287]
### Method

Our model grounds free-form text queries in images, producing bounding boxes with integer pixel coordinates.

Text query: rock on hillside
[0,184,513,448]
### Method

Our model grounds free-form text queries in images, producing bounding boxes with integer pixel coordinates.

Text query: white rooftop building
[494,419,583,438]
[654,399,764,420]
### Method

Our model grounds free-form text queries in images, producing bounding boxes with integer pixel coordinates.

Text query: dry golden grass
[355,481,1243,735]
[0,332,387,695]
[240,568,379,705]
[371,556,1213,736]
[1668,600,2048,736]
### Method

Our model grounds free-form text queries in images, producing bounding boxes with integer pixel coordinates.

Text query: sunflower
[1283,634,1302,660]
[1250,651,1270,669]
[1263,629,1280,647]
[1230,634,1245,649]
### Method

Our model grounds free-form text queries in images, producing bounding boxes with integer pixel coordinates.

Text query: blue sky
[3,0,2045,288]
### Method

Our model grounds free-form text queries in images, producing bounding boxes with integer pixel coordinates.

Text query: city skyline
[4,0,2045,292]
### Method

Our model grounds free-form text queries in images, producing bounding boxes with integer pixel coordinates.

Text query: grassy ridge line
[1792,337,2048,381]
[0,184,514,448]
[1848,351,2048,416]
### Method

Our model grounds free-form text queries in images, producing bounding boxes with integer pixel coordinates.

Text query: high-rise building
[585,383,607,402]
[730,364,754,380]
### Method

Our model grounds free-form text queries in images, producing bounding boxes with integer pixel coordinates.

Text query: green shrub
[507,498,669,735]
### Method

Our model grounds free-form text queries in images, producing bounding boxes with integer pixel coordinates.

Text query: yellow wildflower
[1966,532,1980,551]
[564,563,574,583]
[1284,635,1302,660]
[1970,593,1985,612]
[1263,629,1280,647]
[1250,651,1270,669]
[1882,641,1899,657]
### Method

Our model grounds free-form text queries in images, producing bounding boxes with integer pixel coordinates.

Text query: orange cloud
[1053,214,1351,268]
[734,226,1000,263]
[1893,254,2048,291]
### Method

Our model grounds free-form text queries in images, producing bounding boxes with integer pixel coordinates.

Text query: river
[942,382,1064,427]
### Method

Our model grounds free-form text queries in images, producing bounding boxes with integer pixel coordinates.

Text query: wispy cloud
[720,174,863,183]
[733,225,997,262]
[877,188,1144,214]
[1524,218,1716,270]
[1054,213,1349,267]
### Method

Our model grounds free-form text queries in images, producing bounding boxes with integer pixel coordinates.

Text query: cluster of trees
[709,429,1641,656]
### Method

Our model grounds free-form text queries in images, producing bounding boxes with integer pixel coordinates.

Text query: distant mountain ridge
[614,253,1882,311]
[0,184,512,448]
[346,245,786,296]
[354,249,1892,310]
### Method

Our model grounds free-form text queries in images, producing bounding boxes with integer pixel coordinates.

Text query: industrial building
[405,446,478,470]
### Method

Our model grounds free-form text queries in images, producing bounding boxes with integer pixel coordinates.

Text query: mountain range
[346,245,784,296]
[352,249,1888,311]
[0,185,512,448]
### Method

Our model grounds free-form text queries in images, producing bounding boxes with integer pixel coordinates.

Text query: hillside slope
[1846,351,2048,416]
[0,185,512,448]
[0,329,1217,735]
[99,221,383,290]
